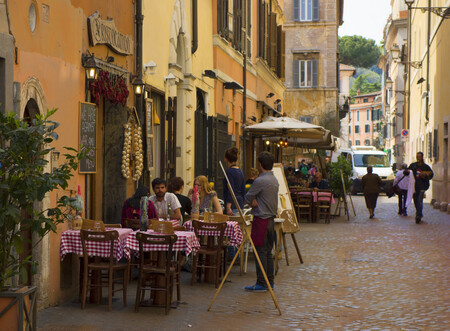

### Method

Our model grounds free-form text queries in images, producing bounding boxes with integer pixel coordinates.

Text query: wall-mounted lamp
[223,81,244,90]
[385,77,407,96]
[390,43,422,68]
[144,60,157,75]
[106,56,115,63]
[203,70,217,79]
[164,73,177,82]
[404,0,450,19]
[265,140,270,145]
[266,92,274,98]
[248,116,257,122]
[417,77,426,84]
[81,52,100,82]
[131,74,145,95]
[275,99,281,104]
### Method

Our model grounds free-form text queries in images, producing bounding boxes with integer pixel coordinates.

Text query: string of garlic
[121,122,132,179]
[121,120,144,181]
[133,125,143,181]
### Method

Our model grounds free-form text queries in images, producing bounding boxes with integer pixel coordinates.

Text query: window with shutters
[218,0,251,56]
[355,125,360,133]
[299,116,313,123]
[355,140,360,146]
[367,109,370,120]
[365,124,370,133]
[357,110,359,121]
[293,59,318,87]
[365,139,371,146]
[433,128,438,160]
[293,0,319,22]
[349,126,351,134]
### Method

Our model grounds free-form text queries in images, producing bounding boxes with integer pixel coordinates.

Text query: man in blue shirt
[244,152,279,292]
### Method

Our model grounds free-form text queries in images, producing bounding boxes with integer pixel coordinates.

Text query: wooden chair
[104,223,122,228]
[124,218,140,231]
[203,212,229,223]
[191,220,227,288]
[135,232,178,315]
[82,219,105,231]
[151,220,174,234]
[291,189,314,223]
[315,189,333,223]
[80,230,128,311]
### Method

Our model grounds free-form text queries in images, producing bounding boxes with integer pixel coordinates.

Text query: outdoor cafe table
[60,227,132,303]
[291,189,336,204]
[60,228,132,261]
[184,220,243,247]
[123,230,200,259]
[123,230,200,307]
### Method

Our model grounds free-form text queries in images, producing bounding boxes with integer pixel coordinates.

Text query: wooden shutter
[312,59,318,87]
[264,2,269,60]
[269,13,277,70]
[293,0,300,21]
[258,0,264,57]
[277,25,285,79]
[218,0,224,36]
[233,0,242,50]
[433,129,438,159]
[293,60,300,88]
[312,0,319,21]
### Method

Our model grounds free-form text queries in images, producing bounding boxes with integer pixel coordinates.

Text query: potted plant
[0,109,87,329]
[327,154,353,199]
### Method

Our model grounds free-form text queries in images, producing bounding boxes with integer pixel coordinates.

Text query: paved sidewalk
[38,195,450,330]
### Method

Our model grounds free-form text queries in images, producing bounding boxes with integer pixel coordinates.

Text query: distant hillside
[350,67,381,89]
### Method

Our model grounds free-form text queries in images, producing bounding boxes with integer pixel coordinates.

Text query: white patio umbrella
[244,116,334,149]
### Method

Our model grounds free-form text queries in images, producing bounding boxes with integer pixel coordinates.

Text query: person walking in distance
[392,164,415,216]
[244,151,279,292]
[362,166,382,219]
[408,152,434,223]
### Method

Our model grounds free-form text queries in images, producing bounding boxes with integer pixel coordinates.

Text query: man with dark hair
[150,178,182,220]
[408,152,433,223]
[168,176,192,219]
[244,151,279,292]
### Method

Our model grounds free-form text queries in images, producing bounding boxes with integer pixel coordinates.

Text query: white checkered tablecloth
[184,220,243,247]
[123,230,200,259]
[60,228,132,261]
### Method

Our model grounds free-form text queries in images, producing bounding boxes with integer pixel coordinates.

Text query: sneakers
[245,284,268,292]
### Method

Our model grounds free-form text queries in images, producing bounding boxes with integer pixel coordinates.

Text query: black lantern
[82,53,99,82]
[132,75,145,95]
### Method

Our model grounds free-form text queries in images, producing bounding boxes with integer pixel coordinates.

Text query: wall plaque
[87,11,133,55]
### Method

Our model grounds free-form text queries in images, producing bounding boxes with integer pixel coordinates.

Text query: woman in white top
[393,164,415,216]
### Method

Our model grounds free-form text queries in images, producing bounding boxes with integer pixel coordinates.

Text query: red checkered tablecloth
[123,230,200,259]
[60,228,132,261]
[184,220,243,247]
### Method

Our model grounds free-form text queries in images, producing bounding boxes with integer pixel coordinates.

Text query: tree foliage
[339,35,382,68]
[327,155,353,198]
[0,109,88,289]
[349,74,381,102]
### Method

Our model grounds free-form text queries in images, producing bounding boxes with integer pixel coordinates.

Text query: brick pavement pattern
[38,196,450,330]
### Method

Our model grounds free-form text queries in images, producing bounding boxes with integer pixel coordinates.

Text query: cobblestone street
[38,195,450,330]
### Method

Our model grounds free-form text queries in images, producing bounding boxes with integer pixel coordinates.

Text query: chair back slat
[203,212,229,223]
[82,219,105,231]
[150,220,174,234]
[80,230,119,265]
[124,218,140,230]
[104,223,122,228]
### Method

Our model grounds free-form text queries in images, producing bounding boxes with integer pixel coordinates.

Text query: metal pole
[242,50,247,174]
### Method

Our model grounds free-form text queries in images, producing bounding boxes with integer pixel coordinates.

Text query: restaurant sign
[88,11,133,55]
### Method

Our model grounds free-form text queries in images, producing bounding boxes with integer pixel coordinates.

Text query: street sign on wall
[401,129,409,139]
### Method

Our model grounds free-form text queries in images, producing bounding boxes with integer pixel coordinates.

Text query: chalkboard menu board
[79,102,97,173]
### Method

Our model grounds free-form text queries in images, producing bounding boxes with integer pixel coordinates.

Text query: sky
[338,0,391,44]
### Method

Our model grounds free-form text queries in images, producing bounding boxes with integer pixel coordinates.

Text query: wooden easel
[208,162,282,315]
[333,170,355,220]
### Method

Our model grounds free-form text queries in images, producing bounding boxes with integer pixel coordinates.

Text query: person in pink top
[393,164,415,216]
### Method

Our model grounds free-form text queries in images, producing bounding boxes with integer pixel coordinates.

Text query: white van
[331,146,394,194]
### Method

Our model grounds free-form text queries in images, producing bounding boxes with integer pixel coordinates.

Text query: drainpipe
[135,0,144,185]
[425,0,430,122]
[242,50,247,173]
[192,0,198,54]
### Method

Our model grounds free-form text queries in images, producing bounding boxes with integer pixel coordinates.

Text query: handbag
[391,174,407,196]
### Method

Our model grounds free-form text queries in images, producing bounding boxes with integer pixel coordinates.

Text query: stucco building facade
[283,0,343,135]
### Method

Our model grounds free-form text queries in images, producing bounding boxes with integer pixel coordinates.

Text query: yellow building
[404,0,450,204]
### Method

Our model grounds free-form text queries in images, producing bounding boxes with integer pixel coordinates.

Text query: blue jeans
[255,219,274,287]
[413,190,426,217]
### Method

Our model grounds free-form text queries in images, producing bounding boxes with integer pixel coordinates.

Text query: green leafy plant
[327,155,353,198]
[0,109,88,290]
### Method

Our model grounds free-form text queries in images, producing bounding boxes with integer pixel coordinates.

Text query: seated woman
[120,186,158,227]
[308,172,330,190]
[190,175,223,214]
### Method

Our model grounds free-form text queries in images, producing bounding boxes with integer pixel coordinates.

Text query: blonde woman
[190,175,223,214]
